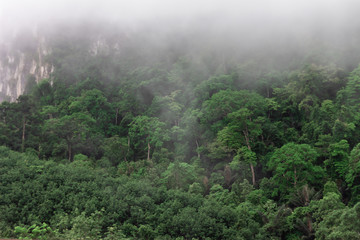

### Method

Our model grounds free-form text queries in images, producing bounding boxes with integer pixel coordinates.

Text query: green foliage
[62,210,104,240]
[162,161,199,190]
[201,89,267,128]
[344,65,360,108]
[194,74,234,103]
[1,33,360,239]
[346,143,360,187]
[14,223,55,240]
[128,115,169,160]
[310,186,360,240]
[326,139,350,179]
[101,135,130,165]
[268,143,325,199]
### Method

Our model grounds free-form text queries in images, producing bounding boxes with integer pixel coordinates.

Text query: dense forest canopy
[1,0,360,239]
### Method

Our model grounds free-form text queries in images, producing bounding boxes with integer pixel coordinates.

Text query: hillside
[1,1,360,239]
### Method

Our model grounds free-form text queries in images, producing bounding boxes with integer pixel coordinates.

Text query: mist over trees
[1,1,360,239]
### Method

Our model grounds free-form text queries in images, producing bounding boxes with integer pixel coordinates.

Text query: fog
[1,0,360,69]
[1,0,359,36]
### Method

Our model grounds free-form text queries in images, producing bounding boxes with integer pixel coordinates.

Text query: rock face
[0,25,123,102]
[0,33,54,102]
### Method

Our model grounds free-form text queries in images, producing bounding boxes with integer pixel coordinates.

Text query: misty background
[1,0,360,51]
[1,0,360,101]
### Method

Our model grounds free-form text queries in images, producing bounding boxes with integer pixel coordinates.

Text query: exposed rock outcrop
[0,32,54,102]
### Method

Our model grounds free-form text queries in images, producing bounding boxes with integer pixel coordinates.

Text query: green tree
[218,108,264,185]
[201,89,267,133]
[268,143,325,198]
[68,89,112,134]
[326,140,349,179]
[16,95,39,152]
[310,182,360,240]
[44,113,96,161]
[128,116,169,161]
[101,135,130,166]
[162,161,199,190]
[194,74,234,104]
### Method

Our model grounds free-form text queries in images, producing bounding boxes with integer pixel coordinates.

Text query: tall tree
[128,116,169,161]
[44,113,96,161]
[268,143,325,199]
[218,108,264,185]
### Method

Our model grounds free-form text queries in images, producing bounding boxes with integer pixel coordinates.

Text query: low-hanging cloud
[1,0,360,68]
[1,0,359,32]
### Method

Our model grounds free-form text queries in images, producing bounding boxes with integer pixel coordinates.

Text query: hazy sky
[0,0,357,24]
[0,0,359,41]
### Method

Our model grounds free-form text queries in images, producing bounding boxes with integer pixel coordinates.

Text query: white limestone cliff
[0,33,54,102]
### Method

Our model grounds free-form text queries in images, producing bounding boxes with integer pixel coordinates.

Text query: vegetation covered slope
[1,25,360,239]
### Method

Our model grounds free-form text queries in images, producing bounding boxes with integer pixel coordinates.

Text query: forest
[1,3,360,238]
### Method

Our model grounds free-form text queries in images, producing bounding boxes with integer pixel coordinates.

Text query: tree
[344,143,360,204]
[16,95,39,152]
[314,203,360,240]
[343,65,360,108]
[202,90,267,186]
[201,89,267,133]
[310,182,360,240]
[101,135,130,166]
[31,79,54,106]
[128,116,169,161]
[217,108,264,185]
[68,89,112,134]
[268,143,325,198]
[194,74,234,104]
[44,113,96,161]
[179,109,204,160]
[149,90,184,126]
[162,161,198,190]
[230,147,257,186]
[326,140,349,179]
[0,102,20,149]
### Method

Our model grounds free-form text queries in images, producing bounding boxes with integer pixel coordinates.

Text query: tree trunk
[147,142,151,161]
[250,163,256,186]
[115,108,119,125]
[195,139,201,159]
[303,185,313,234]
[307,216,313,233]
[243,129,256,185]
[224,165,232,187]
